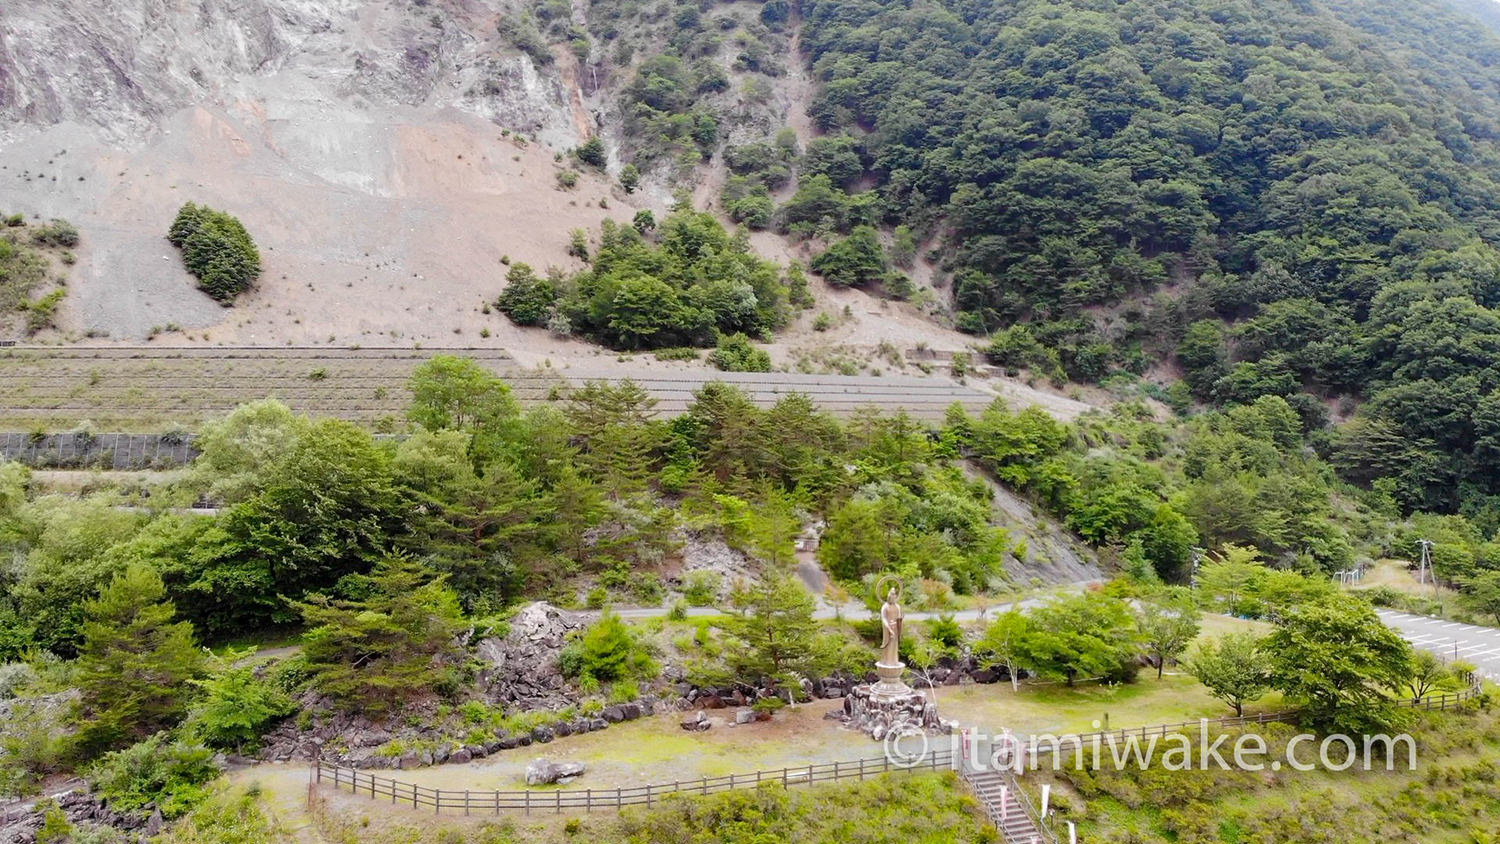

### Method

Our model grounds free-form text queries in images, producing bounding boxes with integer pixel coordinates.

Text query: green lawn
[935,672,1284,738]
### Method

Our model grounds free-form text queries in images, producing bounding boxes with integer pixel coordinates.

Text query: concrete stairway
[963,766,1050,843]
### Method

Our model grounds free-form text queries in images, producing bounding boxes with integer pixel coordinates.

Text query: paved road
[1377,609,1500,681]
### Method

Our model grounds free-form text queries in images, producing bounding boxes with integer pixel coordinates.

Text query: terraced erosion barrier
[0,431,198,470]
[0,346,1000,435]
[0,346,549,431]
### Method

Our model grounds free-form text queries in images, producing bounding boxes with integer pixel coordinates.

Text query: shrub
[24,288,65,334]
[184,665,295,750]
[575,137,607,168]
[585,586,608,610]
[558,612,654,683]
[34,802,71,844]
[0,697,74,797]
[495,263,557,326]
[752,695,785,713]
[30,219,78,248]
[557,169,579,189]
[620,164,641,194]
[608,679,640,704]
[709,333,772,372]
[811,225,887,288]
[155,787,288,843]
[87,733,220,818]
[168,203,260,304]
[727,192,774,230]
[0,662,38,699]
[683,571,721,606]
[568,229,589,259]
[927,614,964,651]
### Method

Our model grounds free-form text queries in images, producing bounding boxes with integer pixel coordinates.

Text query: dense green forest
[785,0,1500,516]
[514,0,1500,522]
[496,0,1500,520]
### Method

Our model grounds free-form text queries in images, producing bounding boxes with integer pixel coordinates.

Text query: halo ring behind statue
[874,574,902,603]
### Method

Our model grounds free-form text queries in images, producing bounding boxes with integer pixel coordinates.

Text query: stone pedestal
[837,661,947,740]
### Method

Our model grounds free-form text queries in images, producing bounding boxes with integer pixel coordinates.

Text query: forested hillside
[681,0,1500,520]
[548,0,1500,518]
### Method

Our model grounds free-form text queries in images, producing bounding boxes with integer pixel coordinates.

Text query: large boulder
[525,758,587,786]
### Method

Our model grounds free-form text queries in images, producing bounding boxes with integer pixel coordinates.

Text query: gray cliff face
[0,0,579,147]
[0,0,612,342]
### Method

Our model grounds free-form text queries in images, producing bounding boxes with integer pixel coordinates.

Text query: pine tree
[748,484,802,568]
[566,380,660,501]
[76,565,204,753]
[293,557,464,712]
[724,572,824,684]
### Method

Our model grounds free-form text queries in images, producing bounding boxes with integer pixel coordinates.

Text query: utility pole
[1418,538,1443,611]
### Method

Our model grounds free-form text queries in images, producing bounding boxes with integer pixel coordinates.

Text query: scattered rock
[680,711,710,731]
[525,758,587,786]
[476,602,588,710]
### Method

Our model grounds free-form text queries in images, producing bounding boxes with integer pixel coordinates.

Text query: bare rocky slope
[0,0,614,346]
[0,0,1093,410]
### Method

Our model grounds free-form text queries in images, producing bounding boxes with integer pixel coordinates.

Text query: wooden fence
[314,749,956,815]
[311,674,1484,820]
